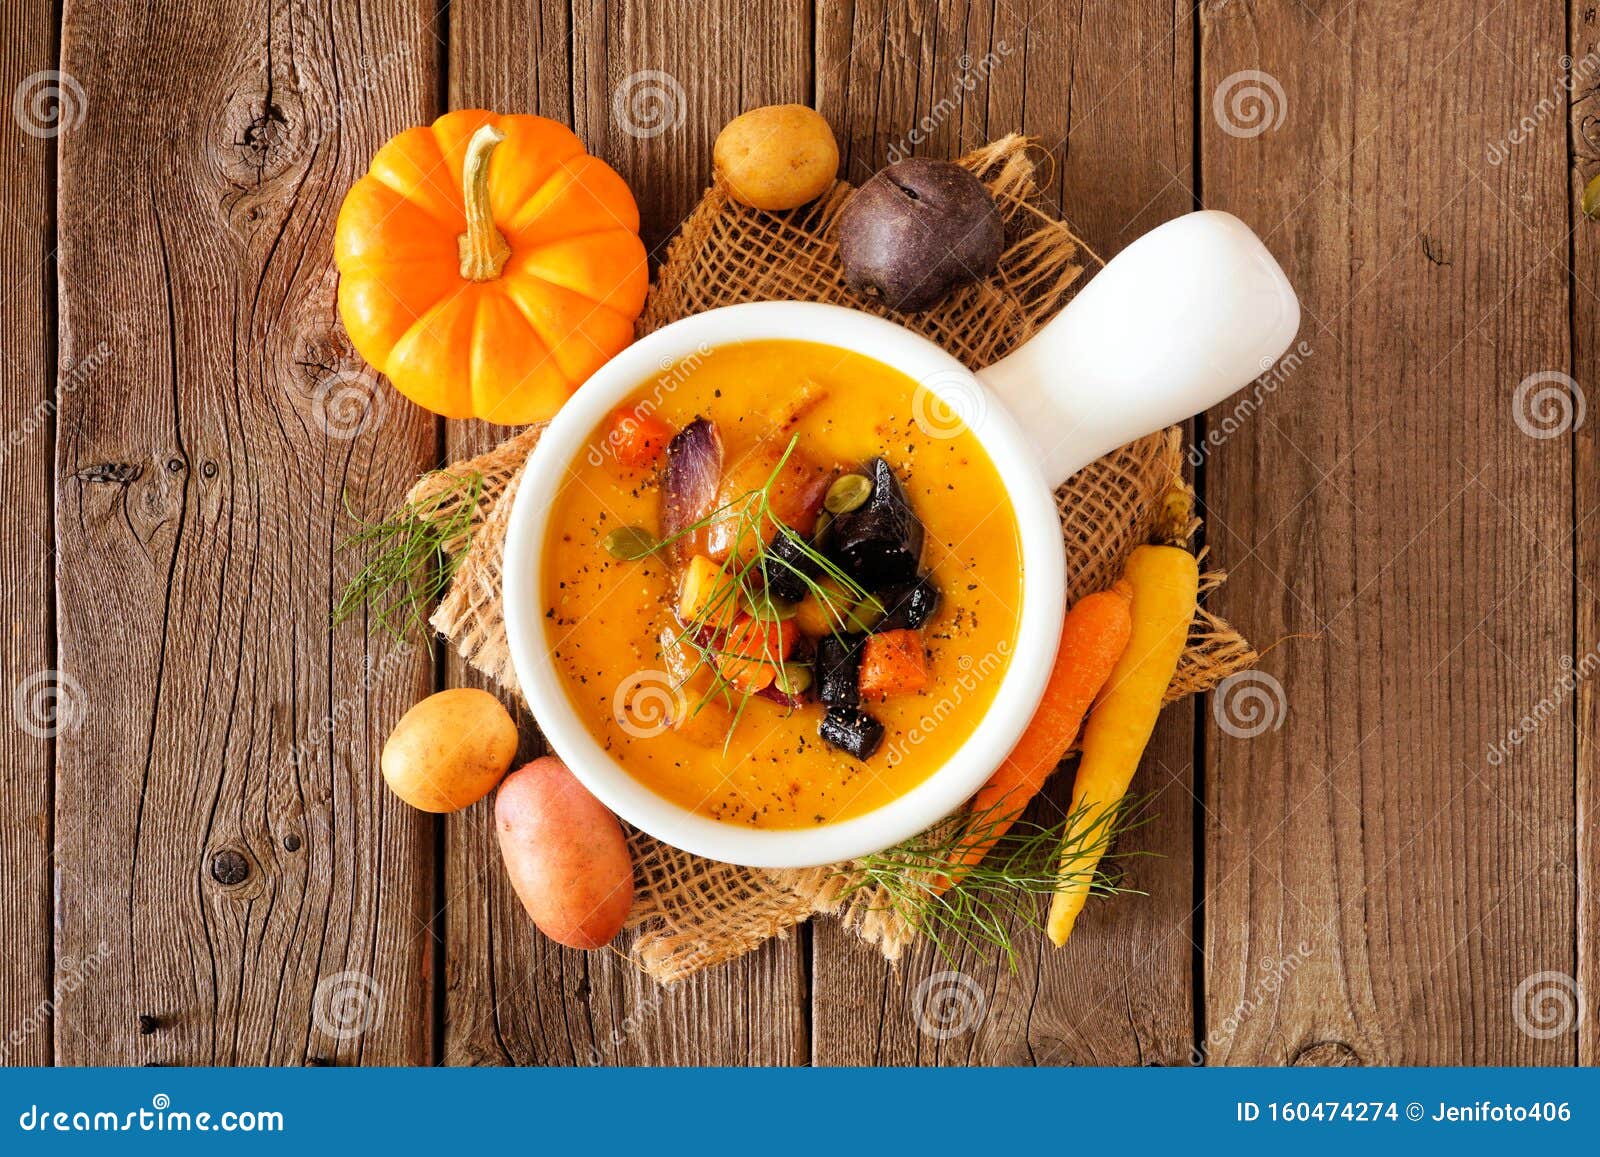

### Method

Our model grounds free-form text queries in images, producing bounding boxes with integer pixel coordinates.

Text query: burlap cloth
[412,135,1258,983]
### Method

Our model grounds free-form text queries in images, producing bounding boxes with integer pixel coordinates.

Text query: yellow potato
[714,105,839,210]
[380,688,518,813]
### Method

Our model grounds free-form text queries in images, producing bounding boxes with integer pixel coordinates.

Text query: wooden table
[2,0,1591,1066]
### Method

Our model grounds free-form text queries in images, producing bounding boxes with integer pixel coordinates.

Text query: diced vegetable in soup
[541,340,1021,829]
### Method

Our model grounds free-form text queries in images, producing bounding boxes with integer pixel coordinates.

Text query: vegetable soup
[541,340,1022,828]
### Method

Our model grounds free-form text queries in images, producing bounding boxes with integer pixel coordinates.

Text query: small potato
[837,158,1003,312]
[495,757,633,950]
[714,104,839,211]
[380,688,518,813]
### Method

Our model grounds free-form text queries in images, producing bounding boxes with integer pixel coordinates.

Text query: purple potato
[837,158,1003,312]
[826,458,924,591]
[819,707,885,761]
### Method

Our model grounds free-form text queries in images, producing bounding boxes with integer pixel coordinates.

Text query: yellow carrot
[1047,534,1198,946]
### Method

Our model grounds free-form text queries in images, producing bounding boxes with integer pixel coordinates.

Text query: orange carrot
[943,581,1133,887]
[859,630,931,699]
[607,405,673,468]
[716,614,800,692]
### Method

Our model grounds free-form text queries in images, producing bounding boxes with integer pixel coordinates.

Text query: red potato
[494,757,633,950]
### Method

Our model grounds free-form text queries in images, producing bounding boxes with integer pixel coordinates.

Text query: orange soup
[542,340,1021,828]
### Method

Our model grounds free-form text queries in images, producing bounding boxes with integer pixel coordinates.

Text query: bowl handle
[974,210,1301,490]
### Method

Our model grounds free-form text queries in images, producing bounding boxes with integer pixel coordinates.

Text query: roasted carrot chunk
[607,405,674,468]
[858,629,930,699]
[716,614,800,693]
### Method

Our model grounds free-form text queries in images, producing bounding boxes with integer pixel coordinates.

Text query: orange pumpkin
[334,110,649,424]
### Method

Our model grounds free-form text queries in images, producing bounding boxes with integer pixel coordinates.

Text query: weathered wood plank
[52,0,439,1064]
[810,0,1199,1066]
[1570,0,1600,1068]
[438,0,572,1070]
[441,0,811,1066]
[0,0,59,1068]
[1201,0,1574,1064]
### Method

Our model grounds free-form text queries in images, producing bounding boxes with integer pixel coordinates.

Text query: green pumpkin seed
[824,473,872,515]
[776,662,813,696]
[602,526,657,560]
[844,598,884,633]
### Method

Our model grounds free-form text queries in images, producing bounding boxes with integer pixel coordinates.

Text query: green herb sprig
[841,793,1156,965]
[333,470,485,643]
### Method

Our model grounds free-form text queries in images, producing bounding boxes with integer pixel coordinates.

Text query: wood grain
[809,0,1199,1066]
[50,0,439,1065]
[0,0,58,1068]
[440,0,811,1066]
[16,0,1593,1070]
[1201,0,1575,1064]
[1571,0,1600,1068]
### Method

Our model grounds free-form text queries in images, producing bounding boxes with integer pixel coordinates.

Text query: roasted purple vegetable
[815,634,862,709]
[819,707,885,760]
[881,576,941,630]
[661,417,723,563]
[762,527,819,603]
[827,458,924,591]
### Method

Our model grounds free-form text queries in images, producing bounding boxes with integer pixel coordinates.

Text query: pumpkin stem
[458,124,511,282]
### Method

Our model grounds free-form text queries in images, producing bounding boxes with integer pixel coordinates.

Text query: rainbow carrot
[941,582,1134,889]
[1047,537,1198,946]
